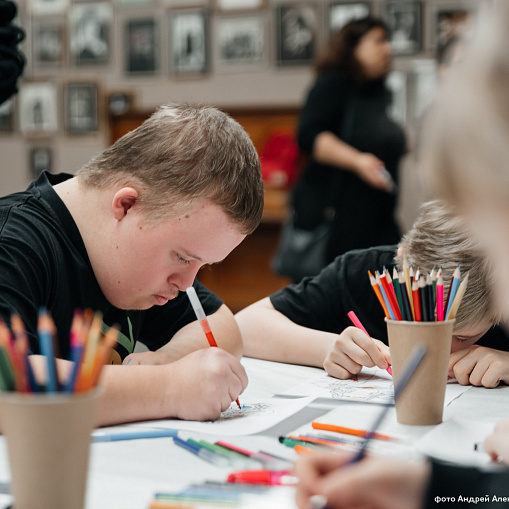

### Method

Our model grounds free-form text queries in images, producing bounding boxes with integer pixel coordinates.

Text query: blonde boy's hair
[395,200,501,331]
[77,103,263,235]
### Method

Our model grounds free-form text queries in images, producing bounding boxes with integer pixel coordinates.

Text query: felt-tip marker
[227,469,298,486]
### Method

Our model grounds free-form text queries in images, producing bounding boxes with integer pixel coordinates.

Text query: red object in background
[260,131,300,188]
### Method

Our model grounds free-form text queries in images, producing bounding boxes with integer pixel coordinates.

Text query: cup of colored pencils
[369,263,467,425]
[0,308,117,509]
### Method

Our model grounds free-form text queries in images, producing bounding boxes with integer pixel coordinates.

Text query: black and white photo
[65,83,98,133]
[169,9,209,75]
[30,0,68,15]
[30,147,52,178]
[214,0,265,12]
[383,1,422,55]
[435,7,473,51]
[32,21,66,67]
[329,2,371,34]
[70,3,112,65]
[215,15,265,69]
[18,82,58,136]
[275,3,318,66]
[125,18,158,74]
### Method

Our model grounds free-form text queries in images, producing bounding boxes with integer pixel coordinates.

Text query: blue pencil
[37,309,58,392]
[444,265,461,320]
[376,272,396,320]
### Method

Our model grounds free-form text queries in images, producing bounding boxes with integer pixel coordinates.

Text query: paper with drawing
[133,396,316,436]
[280,366,470,406]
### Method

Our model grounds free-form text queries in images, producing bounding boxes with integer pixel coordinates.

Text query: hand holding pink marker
[347,310,392,376]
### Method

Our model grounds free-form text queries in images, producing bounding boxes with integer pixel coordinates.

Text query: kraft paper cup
[386,319,454,425]
[0,389,101,509]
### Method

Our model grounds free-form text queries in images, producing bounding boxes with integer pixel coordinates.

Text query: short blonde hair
[77,103,263,235]
[395,200,501,331]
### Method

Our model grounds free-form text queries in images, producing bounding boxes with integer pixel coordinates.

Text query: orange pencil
[87,326,119,390]
[368,271,390,319]
[311,421,395,441]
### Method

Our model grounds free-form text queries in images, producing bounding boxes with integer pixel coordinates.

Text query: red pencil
[412,279,422,322]
[379,271,403,320]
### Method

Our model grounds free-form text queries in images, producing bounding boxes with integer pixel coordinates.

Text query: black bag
[271,95,356,281]
[271,204,335,281]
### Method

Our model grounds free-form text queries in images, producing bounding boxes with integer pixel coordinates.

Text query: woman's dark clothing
[293,70,406,265]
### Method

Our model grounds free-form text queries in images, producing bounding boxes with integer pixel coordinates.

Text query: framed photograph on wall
[30,147,52,178]
[32,21,66,67]
[64,82,98,133]
[329,2,371,34]
[169,8,210,76]
[125,18,159,74]
[434,6,473,51]
[69,3,112,65]
[214,15,266,70]
[18,82,58,136]
[275,3,319,67]
[383,1,422,55]
[29,0,69,15]
[214,0,266,12]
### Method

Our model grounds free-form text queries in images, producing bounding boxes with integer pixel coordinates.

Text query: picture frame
[275,3,319,67]
[29,0,69,15]
[434,6,473,51]
[108,92,134,116]
[124,18,159,74]
[169,8,210,76]
[64,82,98,133]
[32,20,66,68]
[383,1,422,55]
[0,99,14,133]
[214,15,266,71]
[214,0,266,13]
[18,82,59,136]
[69,3,112,66]
[329,2,371,34]
[116,0,155,6]
[30,146,52,178]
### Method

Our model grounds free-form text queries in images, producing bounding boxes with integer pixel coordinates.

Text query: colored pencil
[380,270,402,320]
[311,422,395,441]
[368,271,390,319]
[444,265,461,320]
[398,270,413,322]
[392,267,406,320]
[403,254,415,319]
[11,312,39,392]
[376,272,397,320]
[446,272,469,320]
[38,309,59,392]
[412,279,422,322]
[419,275,429,322]
[426,272,435,321]
[436,271,445,321]
[186,286,241,409]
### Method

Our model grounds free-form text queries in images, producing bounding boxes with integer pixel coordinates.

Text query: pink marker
[347,310,393,376]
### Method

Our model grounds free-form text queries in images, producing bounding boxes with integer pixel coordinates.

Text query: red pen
[186,286,241,409]
[227,470,297,486]
[347,310,392,376]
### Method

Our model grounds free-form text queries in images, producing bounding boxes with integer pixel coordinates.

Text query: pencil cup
[0,389,101,509]
[386,319,454,425]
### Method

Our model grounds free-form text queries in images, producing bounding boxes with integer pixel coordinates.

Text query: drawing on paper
[311,369,394,403]
[206,401,275,423]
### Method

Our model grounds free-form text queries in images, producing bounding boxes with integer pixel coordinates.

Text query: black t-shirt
[0,172,222,362]
[270,245,509,350]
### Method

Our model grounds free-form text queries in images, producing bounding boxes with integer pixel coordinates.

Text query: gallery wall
[1,0,477,208]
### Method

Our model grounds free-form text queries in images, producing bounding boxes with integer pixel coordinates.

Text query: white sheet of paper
[132,396,316,436]
[280,366,470,406]
[415,418,500,467]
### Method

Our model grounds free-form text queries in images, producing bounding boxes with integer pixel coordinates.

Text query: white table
[0,357,508,509]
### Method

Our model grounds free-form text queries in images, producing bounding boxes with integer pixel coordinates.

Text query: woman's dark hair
[314,16,389,83]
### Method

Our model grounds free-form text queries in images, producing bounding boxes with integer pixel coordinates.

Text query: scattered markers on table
[368,262,467,322]
[0,308,118,394]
